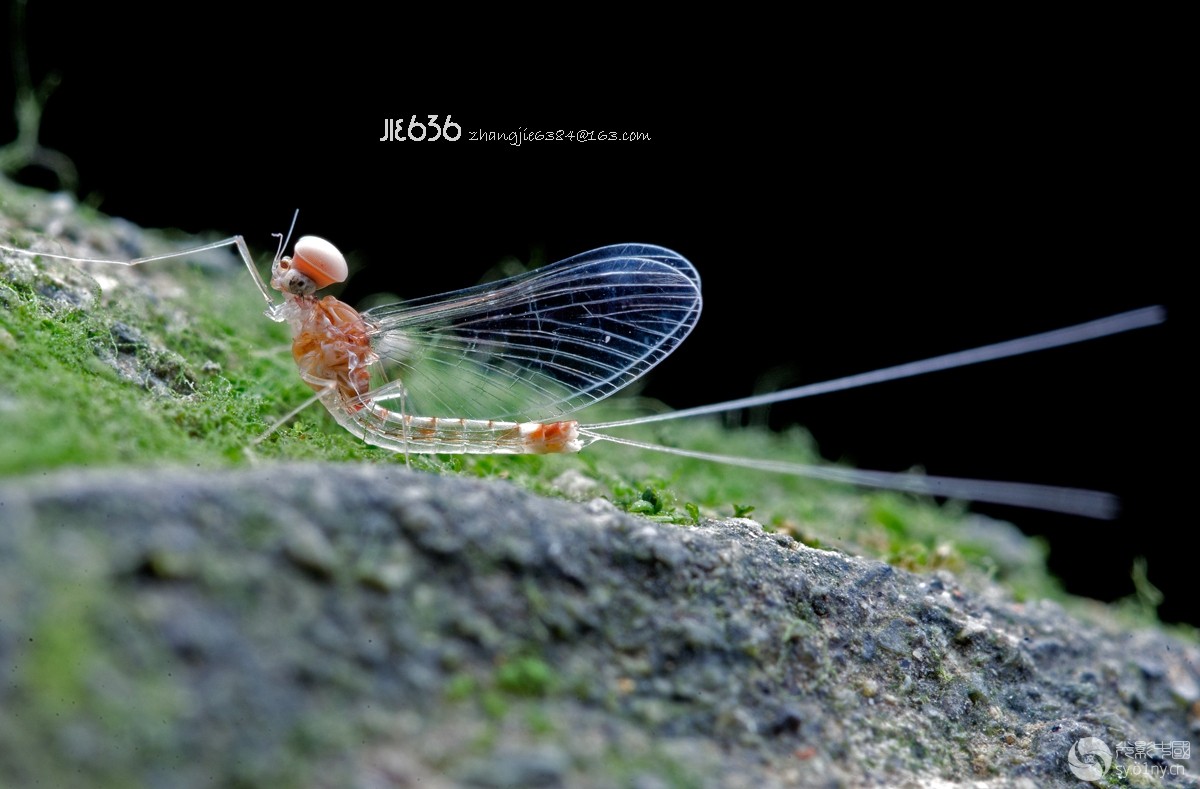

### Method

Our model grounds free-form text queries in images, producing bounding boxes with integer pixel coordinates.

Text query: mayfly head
[270,236,347,297]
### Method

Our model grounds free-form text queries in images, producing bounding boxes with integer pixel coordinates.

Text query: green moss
[3,536,186,788]
[24,572,99,715]
[524,706,556,735]
[0,177,1159,631]
[444,673,478,701]
[481,690,508,720]
[600,749,703,789]
[496,655,557,697]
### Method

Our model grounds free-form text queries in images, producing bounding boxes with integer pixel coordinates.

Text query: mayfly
[0,220,1164,519]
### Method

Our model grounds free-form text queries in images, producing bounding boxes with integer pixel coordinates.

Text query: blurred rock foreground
[1,186,1197,787]
[1,465,1198,788]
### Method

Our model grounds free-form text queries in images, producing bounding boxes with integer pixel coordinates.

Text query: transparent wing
[361,244,702,421]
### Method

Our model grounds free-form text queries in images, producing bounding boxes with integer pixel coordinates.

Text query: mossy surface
[0,177,1076,602]
[3,178,1194,788]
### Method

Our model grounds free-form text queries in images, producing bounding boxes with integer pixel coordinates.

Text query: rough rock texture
[1,180,1196,787]
[1,464,1196,788]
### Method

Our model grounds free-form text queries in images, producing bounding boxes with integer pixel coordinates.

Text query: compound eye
[287,270,316,296]
[291,236,348,289]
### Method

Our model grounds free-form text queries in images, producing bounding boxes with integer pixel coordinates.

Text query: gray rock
[1,179,1194,787]
[1,464,1196,788]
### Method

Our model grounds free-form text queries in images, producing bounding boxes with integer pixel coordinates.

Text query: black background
[1,7,1186,622]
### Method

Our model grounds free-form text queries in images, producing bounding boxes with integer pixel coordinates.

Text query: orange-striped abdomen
[339,409,583,455]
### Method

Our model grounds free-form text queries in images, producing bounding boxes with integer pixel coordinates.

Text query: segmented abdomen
[337,406,583,454]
